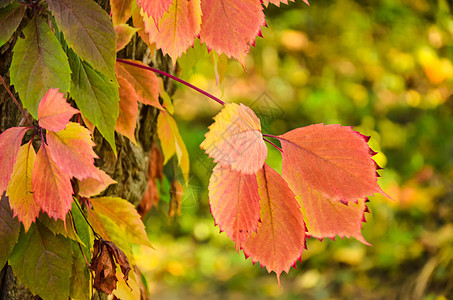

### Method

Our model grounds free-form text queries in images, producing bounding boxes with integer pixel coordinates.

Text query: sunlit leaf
[136,0,172,27]
[37,88,79,132]
[78,168,116,198]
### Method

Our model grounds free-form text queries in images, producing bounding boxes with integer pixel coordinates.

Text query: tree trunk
[0,1,175,298]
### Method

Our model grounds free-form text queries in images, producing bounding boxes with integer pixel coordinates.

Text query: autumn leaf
[138,144,164,216]
[90,197,152,247]
[297,180,370,244]
[262,0,310,7]
[0,126,28,195]
[279,124,384,202]
[115,76,139,144]
[136,0,172,27]
[200,103,267,175]
[78,168,116,198]
[209,164,261,247]
[157,110,190,182]
[241,164,306,282]
[37,88,79,132]
[199,0,265,66]
[32,143,73,221]
[6,141,39,232]
[111,0,133,25]
[0,195,20,269]
[169,179,183,217]
[115,59,163,110]
[46,122,100,181]
[115,24,139,52]
[131,3,157,53]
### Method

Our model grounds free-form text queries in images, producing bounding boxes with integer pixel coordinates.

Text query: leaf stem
[0,75,33,126]
[73,197,101,239]
[263,137,283,153]
[116,58,226,106]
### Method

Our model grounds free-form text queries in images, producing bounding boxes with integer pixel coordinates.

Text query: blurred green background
[135,0,453,299]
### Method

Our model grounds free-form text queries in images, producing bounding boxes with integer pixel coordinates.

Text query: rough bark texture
[0,0,175,298]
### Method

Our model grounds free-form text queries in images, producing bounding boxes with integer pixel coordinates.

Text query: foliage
[0,0,392,299]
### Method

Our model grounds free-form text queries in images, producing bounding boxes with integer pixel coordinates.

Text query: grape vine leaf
[241,164,306,283]
[10,16,71,118]
[9,222,73,300]
[46,0,117,81]
[209,164,261,247]
[6,141,39,232]
[157,110,190,182]
[0,195,20,269]
[0,126,28,195]
[68,49,119,153]
[115,59,163,110]
[280,124,385,202]
[116,77,139,144]
[200,103,267,175]
[199,0,265,66]
[136,0,172,27]
[115,24,139,52]
[47,122,100,181]
[78,168,117,198]
[262,0,310,7]
[0,2,26,47]
[90,197,152,247]
[32,143,73,221]
[37,88,79,132]
[111,0,133,25]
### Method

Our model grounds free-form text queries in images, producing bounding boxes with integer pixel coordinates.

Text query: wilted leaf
[10,16,71,117]
[46,0,117,80]
[209,164,260,247]
[46,122,99,181]
[78,168,116,198]
[0,127,28,195]
[9,222,73,300]
[6,141,39,231]
[32,143,73,221]
[199,0,265,66]
[200,103,267,175]
[0,2,26,47]
[280,124,384,202]
[115,77,139,144]
[37,88,79,132]
[138,144,163,216]
[0,195,20,268]
[241,164,306,282]
[115,24,138,52]
[90,197,152,247]
[111,0,133,25]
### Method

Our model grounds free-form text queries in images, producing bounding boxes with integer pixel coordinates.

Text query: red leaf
[137,0,173,27]
[241,164,305,282]
[46,122,100,181]
[38,88,79,132]
[297,180,370,244]
[0,127,28,195]
[78,168,116,198]
[280,124,384,202]
[115,77,139,144]
[32,143,73,221]
[199,0,265,66]
[200,103,267,175]
[6,141,39,232]
[208,164,260,248]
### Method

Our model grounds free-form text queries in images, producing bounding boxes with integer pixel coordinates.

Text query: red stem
[263,137,283,153]
[116,58,226,106]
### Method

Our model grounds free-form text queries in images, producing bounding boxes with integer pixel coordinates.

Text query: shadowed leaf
[0,2,26,47]
[0,195,20,268]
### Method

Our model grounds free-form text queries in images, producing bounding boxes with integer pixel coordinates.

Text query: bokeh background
[134,0,453,299]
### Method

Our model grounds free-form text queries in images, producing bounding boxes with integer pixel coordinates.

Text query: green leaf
[68,49,119,153]
[9,222,73,300]
[71,200,92,258]
[46,0,116,80]
[0,195,20,268]
[10,16,71,118]
[69,241,90,300]
[38,213,86,247]
[0,2,26,47]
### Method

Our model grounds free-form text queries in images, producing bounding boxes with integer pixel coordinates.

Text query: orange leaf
[280,124,384,202]
[115,59,162,109]
[136,0,172,27]
[38,88,79,132]
[46,122,100,181]
[0,127,28,195]
[297,181,370,245]
[78,168,116,198]
[143,0,201,61]
[6,141,39,232]
[32,143,73,221]
[200,103,267,175]
[115,24,138,52]
[241,164,306,282]
[138,144,163,216]
[115,77,139,144]
[131,4,156,53]
[209,164,260,248]
[111,0,133,25]
[199,0,265,66]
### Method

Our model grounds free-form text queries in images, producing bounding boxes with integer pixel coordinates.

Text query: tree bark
[0,1,174,298]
